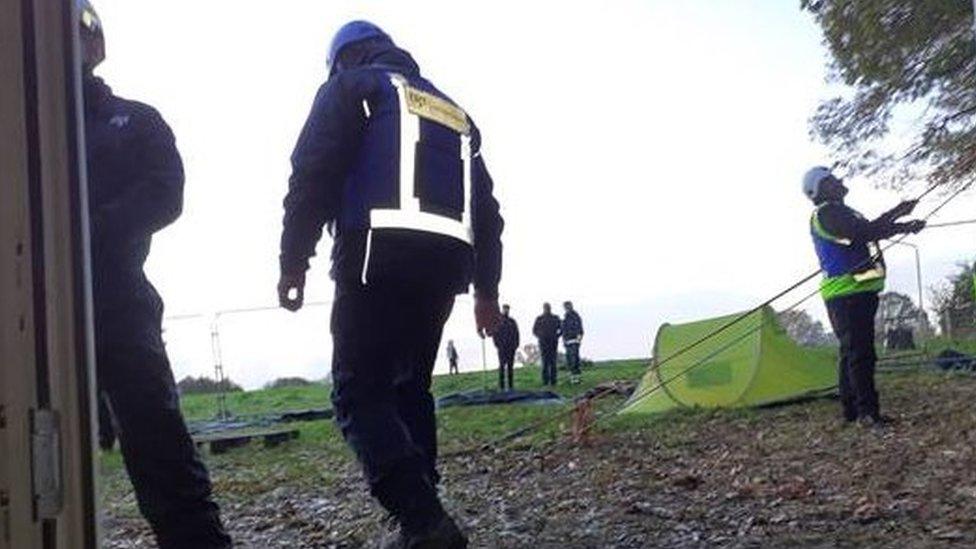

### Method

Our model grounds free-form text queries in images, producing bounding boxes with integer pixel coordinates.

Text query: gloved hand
[900,219,926,234]
[889,199,919,219]
[474,294,501,338]
[278,272,306,312]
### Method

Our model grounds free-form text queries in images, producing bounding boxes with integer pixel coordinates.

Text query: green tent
[621,306,837,414]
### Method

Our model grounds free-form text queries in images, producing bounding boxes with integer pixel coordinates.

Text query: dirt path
[104,373,976,548]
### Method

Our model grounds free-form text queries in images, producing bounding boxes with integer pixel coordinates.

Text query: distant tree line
[262,377,318,390]
[177,376,243,395]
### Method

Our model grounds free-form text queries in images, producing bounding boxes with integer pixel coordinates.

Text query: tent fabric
[621,306,837,414]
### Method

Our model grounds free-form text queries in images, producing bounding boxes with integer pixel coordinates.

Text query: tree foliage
[931,261,976,337]
[263,377,316,390]
[177,376,243,395]
[778,309,836,346]
[875,291,933,343]
[802,0,976,189]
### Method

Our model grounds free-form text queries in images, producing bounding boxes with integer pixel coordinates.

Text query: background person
[446,340,460,375]
[493,304,520,390]
[561,301,585,385]
[533,303,562,386]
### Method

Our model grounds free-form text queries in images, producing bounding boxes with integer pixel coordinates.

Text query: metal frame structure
[1,0,98,547]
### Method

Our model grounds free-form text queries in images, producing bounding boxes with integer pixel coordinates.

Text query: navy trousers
[97,344,230,549]
[540,338,558,385]
[330,281,454,532]
[565,342,581,376]
[497,348,516,390]
[825,292,880,421]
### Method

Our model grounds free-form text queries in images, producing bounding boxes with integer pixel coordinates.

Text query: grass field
[101,343,976,547]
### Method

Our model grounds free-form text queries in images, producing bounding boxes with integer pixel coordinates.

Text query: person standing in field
[561,301,585,385]
[802,166,924,427]
[493,304,520,390]
[533,303,562,386]
[277,21,504,547]
[447,340,460,375]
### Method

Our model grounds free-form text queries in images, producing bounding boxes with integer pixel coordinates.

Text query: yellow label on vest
[404,86,470,135]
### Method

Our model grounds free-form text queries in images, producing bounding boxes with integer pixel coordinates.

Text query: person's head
[502,304,510,317]
[447,339,454,347]
[542,302,551,314]
[802,166,848,204]
[327,20,392,75]
[563,301,574,312]
[77,0,105,73]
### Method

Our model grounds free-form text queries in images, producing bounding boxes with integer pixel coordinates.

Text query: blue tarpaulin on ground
[436,389,563,409]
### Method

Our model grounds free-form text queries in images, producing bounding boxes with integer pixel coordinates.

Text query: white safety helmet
[802,166,833,201]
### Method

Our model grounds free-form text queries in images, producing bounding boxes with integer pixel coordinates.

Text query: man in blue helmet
[278,20,504,548]
[803,167,925,427]
[78,2,231,547]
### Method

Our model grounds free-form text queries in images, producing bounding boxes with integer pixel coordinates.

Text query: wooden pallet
[193,427,300,455]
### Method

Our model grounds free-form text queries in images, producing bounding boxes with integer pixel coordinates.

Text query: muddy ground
[103,372,976,548]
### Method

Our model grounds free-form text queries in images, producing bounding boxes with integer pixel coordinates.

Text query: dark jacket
[816,201,911,244]
[493,316,520,351]
[280,43,503,297]
[533,313,562,342]
[561,310,584,342]
[83,76,183,350]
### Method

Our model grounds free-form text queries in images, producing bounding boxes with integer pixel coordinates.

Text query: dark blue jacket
[533,313,562,343]
[561,310,584,342]
[493,316,520,351]
[280,44,503,297]
[83,76,183,350]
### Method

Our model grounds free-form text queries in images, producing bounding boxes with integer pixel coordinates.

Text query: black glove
[899,220,926,234]
[888,199,919,219]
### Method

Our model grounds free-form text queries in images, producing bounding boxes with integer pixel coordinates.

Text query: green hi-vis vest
[810,205,886,301]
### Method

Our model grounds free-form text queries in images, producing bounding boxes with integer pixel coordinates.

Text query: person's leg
[545,340,558,385]
[539,341,549,385]
[567,343,581,376]
[331,283,445,535]
[505,351,515,389]
[393,288,455,485]
[97,390,117,451]
[826,298,857,422]
[98,345,231,549]
[848,293,881,419]
[498,349,507,390]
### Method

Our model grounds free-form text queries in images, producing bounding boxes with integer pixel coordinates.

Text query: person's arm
[513,320,520,349]
[278,75,367,311]
[817,202,923,244]
[92,106,183,241]
[470,125,504,335]
[280,75,367,276]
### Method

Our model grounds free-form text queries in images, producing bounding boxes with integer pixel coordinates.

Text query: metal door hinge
[30,409,62,519]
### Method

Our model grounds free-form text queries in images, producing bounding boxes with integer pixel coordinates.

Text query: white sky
[93,1,976,390]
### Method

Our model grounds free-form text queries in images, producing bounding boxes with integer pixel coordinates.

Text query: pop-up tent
[621,306,837,414]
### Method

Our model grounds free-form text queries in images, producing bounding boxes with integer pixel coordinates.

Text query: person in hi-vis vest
[278,21,504,548]
[803,167,924,427]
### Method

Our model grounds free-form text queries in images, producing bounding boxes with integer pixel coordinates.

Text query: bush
[263,377,316,390]
[177,376,243,395]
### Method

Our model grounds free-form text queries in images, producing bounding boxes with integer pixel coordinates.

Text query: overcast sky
[93,0,976,390]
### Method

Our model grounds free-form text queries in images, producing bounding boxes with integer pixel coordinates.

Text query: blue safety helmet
[327,20,390,73]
